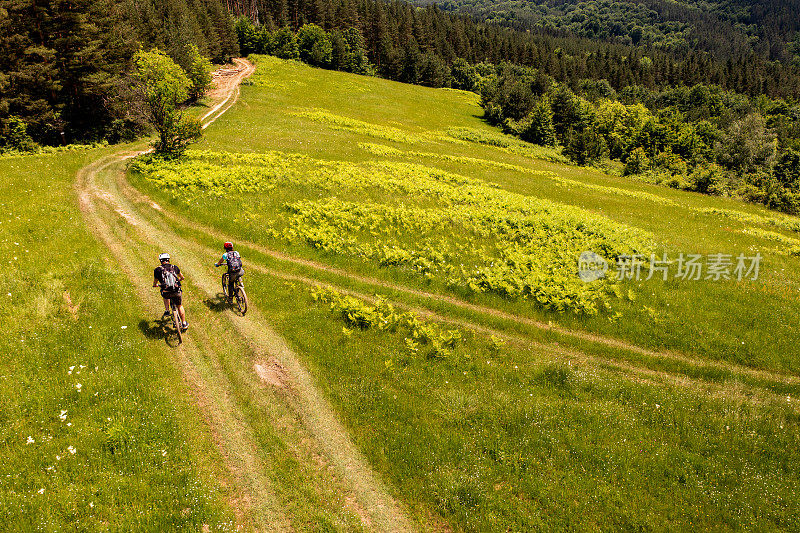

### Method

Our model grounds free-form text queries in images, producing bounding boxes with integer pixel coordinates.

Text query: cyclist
[153,253,188,330]
[215,241,244,302]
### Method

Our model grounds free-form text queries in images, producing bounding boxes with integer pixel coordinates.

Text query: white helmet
[159,253,170,262]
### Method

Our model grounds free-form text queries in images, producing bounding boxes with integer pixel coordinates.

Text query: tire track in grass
[77,60,418,532]
[104,167,800,411]
[118,176,800,391]
[79,155,294,532]
[85,152,418,533]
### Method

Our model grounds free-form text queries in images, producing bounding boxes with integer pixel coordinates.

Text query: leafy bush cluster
[310,287,462,358]
[134,149,652,314]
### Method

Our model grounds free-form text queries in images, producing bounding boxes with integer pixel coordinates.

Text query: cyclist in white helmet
[153,253,188,330]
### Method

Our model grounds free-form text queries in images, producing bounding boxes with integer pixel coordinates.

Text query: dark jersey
[154,264,182,292]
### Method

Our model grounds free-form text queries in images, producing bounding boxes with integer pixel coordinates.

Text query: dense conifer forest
[0,0,238,146]
[3,0,800,215]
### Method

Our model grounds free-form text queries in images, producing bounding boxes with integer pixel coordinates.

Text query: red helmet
[224,242,233,250]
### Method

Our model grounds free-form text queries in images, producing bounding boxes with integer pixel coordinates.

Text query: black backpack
[161,264,179,292]
[227,251,242,272]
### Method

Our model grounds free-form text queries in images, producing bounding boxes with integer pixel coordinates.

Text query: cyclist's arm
[214,253,227,267]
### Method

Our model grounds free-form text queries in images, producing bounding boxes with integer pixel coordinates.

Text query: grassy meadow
[0,150,236,530]
[124,55,800,530]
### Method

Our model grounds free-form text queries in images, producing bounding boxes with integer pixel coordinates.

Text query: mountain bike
[160,298,183,344]
[221,271,248,315]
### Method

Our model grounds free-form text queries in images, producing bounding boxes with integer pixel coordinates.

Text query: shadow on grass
[203,293,230,313]
[138,318,180,347]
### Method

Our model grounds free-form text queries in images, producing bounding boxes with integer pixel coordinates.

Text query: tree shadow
[203,293,230,313]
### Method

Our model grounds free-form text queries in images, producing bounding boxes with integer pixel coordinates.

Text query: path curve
[76,59,417,532]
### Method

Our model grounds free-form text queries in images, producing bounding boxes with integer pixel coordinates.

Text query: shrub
[623,147,650,175]
[297,24,332,67]
[689,163,725,195]
[0,117,38,152]
[185,44,213,100]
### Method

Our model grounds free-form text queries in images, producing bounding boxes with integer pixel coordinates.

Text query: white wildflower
[38,488,44,495]
[59,410,67,421]
[67,446,76,455]
[26,436,34,445]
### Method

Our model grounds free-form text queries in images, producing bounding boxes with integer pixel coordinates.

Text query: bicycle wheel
[221,272,230,299]
[235,286,248,315]
[172,307,183,344]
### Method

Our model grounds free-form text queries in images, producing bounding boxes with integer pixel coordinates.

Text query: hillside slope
[122,56,800,530]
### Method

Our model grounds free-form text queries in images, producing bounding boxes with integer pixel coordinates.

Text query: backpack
[227,251,242,272]
[161,265,179,292]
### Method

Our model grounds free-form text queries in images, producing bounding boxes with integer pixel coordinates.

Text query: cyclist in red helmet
[215,241,244,301]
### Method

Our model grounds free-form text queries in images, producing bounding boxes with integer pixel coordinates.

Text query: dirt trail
[120,177,800,390]
[76,60,416,532]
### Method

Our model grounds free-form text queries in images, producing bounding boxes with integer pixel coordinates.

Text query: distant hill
[416,0,800,62]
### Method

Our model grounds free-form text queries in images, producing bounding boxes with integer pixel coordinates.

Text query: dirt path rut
[76,60,416,532]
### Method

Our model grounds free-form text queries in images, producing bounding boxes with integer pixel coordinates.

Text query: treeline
[479,64,800,213]
[235,10,800,213]
[227,0,800,101]
[426,0,800,64]
[0,0,238,149]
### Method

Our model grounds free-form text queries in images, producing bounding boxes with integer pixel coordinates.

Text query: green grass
[0,150,236,530]
[122,55,800,530]
[135,55,800,373]
[253,276,800,531]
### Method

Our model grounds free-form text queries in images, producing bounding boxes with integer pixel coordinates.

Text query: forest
[0,0,238,147]
[419,0,800,63]
[3,0,800,215]
[233,4,800,214]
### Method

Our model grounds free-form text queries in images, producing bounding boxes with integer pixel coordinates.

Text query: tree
[623,147,650,175]
[563,126,608,166]
[774,149,800,190]
[342,27,371,74]
[297,24,331,67]
[132,49,200,156]
[451,58,478,91]
[509,97,555,146]
[185,45,213,100]
[270,27,299,59]
[716,113,777,172]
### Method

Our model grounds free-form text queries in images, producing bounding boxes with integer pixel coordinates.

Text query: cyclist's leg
[228,272,237,298]
[173,293,186,323]
[162,294,171,313]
